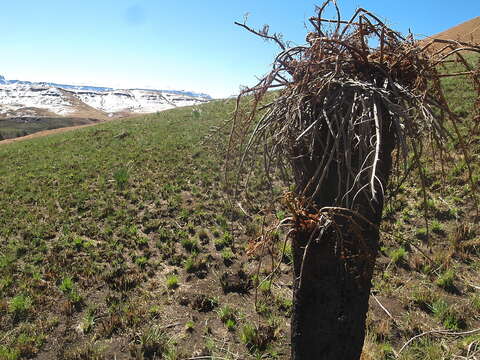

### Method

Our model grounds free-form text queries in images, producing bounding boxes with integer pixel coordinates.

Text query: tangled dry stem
[228,1,480,218]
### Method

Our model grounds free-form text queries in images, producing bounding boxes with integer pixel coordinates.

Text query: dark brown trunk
[291,212,380,359]
[290,119,395,360]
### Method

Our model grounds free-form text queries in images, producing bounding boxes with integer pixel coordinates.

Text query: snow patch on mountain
[71,88,200,114]
[0,84,76,116]
[0,75,212,118]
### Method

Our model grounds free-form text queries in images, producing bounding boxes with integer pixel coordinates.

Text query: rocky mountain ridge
[0,75,211,119]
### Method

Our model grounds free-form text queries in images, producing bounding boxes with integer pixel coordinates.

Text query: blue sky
[1,1,478,98]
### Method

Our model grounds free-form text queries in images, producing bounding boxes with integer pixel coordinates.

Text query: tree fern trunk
[290,118,395,359]
[291,218,380,359]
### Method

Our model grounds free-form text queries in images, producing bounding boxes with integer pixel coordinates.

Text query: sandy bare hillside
[424,16,480,44]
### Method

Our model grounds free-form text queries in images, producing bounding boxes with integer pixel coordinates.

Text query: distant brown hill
[424,16,480,45]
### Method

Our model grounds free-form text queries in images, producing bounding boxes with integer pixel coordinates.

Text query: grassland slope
[0,61,479,360]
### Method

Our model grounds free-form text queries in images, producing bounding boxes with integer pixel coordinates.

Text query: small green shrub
[419,198,436,212]
[429,299,466,330]
[214,232,233,250]
[416,227,428,240]
[113,168,129,189]
[389,247,407,265]
[166,275,179,289]
[149,305,161,318]
[402,337,443,360]
[158,228,171,243]
[69,290,82,304]
[240,324,273,352]
[431,220,444,234]
[59,277,82,304]
[429,298,448,317]
[436,270,455,292]
[221,248,234,264]
[127,225,138,236]
[411,287,437,312]
[185,320,195,332]
[79,309,96,334]
[186,222,195,235]
[183,255,201,273]
[192,108,201,119]
[181,237,199,253]
[136,237,149,248]
[241,324,257,348]
[259,279,272,293]
[471,295,480,312]
[277,297,293,316]
[179,208,190,222]
[218,305,236,324]
[215,215,228,230]
[72,236,84,250]
[59,277,74,293]
[449,161,466,178]
[135,256,148,268]
[0,346,20,360]
[256,300,271,316]
[0,275,13,291]
[276,210,286,220]
[223,231,233,245]
[225,319,236,332]
[8,294,32,319]
[131,326,170,359]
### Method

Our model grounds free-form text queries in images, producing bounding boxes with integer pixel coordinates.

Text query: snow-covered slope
[71,88,203,114]
[0,75,211,118]
[0,84,77,117]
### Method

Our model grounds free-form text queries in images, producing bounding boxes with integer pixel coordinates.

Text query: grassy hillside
[0,56,479,359]
[0,117,100,140]
[0,100,291,360]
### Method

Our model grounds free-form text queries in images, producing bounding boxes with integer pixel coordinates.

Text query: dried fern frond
[228,1,480,215]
